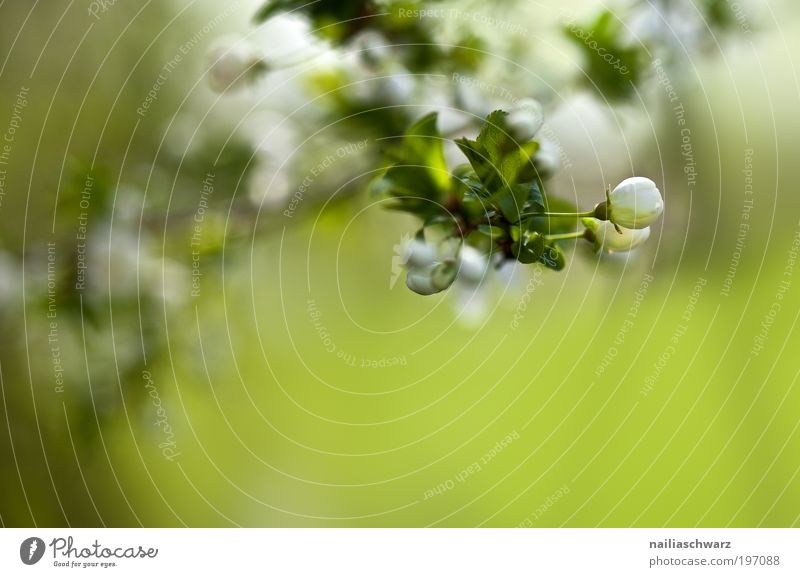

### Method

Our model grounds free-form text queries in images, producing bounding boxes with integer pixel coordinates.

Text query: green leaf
[456,119,542,224]
[540,243,566,270]
[372,112,450,210]
[477,225,506,239]
[490,183,529,224]
[402,112,450,192]
[458,112,538,181]
[476,110,512,164]
[526,180,545,210]
[512,232,545,264]
[455,137,500,193]
[501,141,540,185]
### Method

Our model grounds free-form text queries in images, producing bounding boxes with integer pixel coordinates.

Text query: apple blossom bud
[376,69,415,106]
[353,31,391,68]
[207,40,268,93]
[582,218,651,253]
[405,268,440,295]
[532,139,562,179]
[596,177,663,229]
[457,245,488,285]
[406,261,455,295]
[505,98,544,142]
[403,239,437,269]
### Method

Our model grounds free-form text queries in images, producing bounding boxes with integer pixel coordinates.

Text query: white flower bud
[405,265,441,296]
[248,161,291,209]
[207,40,267,93]
[505,98,544,142]
[583,218,651,253]
[450,283,489,327]
[533,138,562,179]
[353,31,391,68]
[454,78,495,117]
[376,69,415,106]
[406,271,438,295]
[457,245,488,285]
[604,177,664,229]
[436,106,470,135]
[403,239,437,269]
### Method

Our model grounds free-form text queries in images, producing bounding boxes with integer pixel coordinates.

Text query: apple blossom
[596,176,663,229]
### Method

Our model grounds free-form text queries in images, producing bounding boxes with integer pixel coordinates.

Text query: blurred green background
[1,0,799,527]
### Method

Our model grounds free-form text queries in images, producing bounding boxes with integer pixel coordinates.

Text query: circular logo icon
[20,537,45,565]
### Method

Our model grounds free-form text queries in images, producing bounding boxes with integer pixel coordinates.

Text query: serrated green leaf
[516,142,544,182]
[374,112,450,208]
[455,137,500,193]
[510,181,545,216]
[477,110,512,163]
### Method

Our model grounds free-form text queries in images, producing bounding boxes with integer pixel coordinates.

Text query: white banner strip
[1,529,798,576]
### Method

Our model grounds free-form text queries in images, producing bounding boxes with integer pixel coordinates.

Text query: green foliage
[372,112,451,219]
[456,111,542,223]
[254,0,376,32]
[373,111,575,270]
[254,0,482,74]
[565,10,645,101]
[512,230,544,264]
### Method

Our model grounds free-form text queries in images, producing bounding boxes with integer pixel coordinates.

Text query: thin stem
[544,230,586,242]
[520,210,596,219]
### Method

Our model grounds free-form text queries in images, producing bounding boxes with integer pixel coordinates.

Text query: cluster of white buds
[403,240,489,296]
[206,39,270,93]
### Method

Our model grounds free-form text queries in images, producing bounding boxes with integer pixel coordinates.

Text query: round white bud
[403,239,437,269]
[207,40,267,93]
[604,177,664,229]
[505,98,545,142]
[457,245,489,285]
